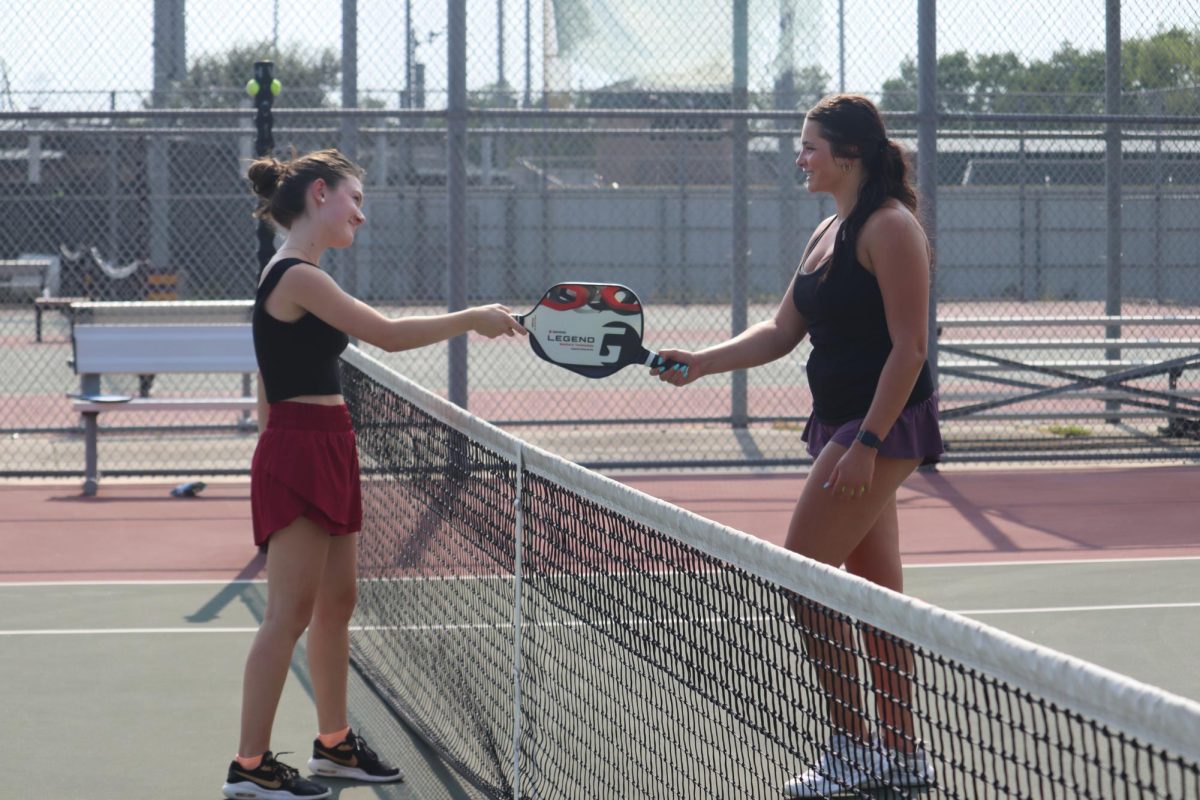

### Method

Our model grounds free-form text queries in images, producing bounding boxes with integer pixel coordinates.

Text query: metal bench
[935,315,1200,433]
[33,296,86,342]
[0,258,51,299]
[70,322,257,495]
[67,299,254,394]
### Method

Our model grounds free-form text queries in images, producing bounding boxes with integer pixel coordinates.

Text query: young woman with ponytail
[653,94,941,796]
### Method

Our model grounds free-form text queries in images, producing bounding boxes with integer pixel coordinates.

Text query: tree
[793,64,831,109]
[164,41,342,110]
[997,44,1105,115]
[468,80,520,109]
[880,57,919,113]
[1122,27,1200,115]
[879,28,1200,118]
[970,52,1023,112]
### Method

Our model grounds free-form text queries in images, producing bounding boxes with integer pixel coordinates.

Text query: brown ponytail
[805,94,919,277]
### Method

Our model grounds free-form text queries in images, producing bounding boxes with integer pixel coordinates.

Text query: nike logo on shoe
[232,770,282,789]
[320,747,359,768]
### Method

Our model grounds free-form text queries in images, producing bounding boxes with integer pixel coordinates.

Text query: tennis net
[341,346,1200,799]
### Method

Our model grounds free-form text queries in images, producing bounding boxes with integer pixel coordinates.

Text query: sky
[1,1,1197,111]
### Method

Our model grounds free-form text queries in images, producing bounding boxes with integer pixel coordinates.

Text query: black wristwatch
[855,428,883,450]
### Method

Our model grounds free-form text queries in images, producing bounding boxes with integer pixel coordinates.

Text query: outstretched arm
[654,272,809,385]
[273,264,525,351]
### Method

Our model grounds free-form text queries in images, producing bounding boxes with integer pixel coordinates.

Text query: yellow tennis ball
[270,79,282,96]
[245,78,260,97]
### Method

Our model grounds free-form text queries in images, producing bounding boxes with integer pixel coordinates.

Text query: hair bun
[247,157,286,199]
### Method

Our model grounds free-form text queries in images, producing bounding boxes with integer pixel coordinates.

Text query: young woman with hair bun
[223,148,525,800]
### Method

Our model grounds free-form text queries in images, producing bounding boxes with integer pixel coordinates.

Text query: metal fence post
[777,0,798,296]
[448,0,469,409]
[523,0,533,107]
[731,0,749,428]
[1105,0,1122,398]
[1018,96,1028,300]
[838,0,846,93]
[149,0,185,297]
[341,0,359,299]
[1153,94,1163,302]
[918,0,938,388]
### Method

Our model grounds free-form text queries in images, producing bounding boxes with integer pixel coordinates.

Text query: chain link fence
[2,0,1199,481]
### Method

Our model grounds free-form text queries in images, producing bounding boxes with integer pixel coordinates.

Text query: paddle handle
[646,351,688,379]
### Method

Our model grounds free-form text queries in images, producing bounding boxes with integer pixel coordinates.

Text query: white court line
[3,556,1198,589]
[907,555,1200,568]
[0,579,266,588]
[0,623,514,637]
[6,600,1200,637]
[959,601,1200,616]
[0,626,260,636]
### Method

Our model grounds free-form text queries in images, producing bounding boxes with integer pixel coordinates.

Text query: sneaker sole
[785,776,936,796]
[882,772,936,789]
[782,782,872,798]
[307,757,404,783]
[222,780,332,800]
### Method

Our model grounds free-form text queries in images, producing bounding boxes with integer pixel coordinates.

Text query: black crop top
[792,218,934,424]
[253,258,349,403]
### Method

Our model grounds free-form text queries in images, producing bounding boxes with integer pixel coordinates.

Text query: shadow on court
[234,580,487,800]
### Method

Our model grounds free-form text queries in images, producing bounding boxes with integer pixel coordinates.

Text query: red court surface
[2,465,1197,583]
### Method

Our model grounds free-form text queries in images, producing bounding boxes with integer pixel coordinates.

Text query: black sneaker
[222,751,331,799]
[308,728,403,783]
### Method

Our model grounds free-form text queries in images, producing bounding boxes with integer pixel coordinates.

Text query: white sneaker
[782,734,884,798]
[877,741,935,789]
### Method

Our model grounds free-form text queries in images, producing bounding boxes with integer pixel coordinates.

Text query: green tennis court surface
[1,347,1198,798]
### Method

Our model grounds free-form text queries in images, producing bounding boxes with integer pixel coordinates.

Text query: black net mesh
[342,349,1200,799]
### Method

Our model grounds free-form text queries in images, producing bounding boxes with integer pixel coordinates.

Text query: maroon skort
[250,401,362,546]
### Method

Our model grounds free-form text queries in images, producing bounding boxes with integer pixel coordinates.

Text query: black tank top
[253,258,349,403]
[792,217,934,424]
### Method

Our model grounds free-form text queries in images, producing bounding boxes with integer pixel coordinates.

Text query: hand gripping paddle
[514,282,687,379]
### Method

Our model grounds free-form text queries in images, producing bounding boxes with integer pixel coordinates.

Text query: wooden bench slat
[69,300,254,311]
[72,398,256,414]
[73,324,257,374]
[71,300,253,326]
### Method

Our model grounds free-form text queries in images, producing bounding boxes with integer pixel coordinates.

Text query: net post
[510,442,525,797]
